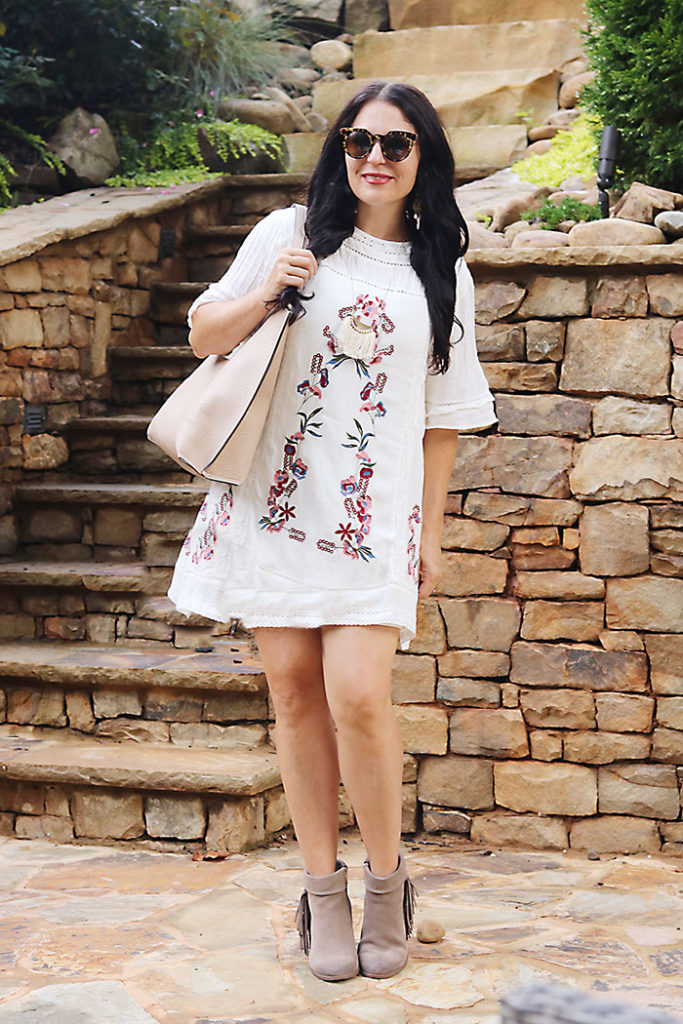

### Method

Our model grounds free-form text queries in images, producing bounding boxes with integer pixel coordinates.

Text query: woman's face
[344,99,420,213]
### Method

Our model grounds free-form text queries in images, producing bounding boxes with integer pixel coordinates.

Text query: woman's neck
[355,201,409,242]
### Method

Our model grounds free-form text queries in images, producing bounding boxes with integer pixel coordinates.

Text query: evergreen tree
[582,0,683,191]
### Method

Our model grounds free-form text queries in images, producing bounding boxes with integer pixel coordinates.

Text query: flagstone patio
[1,831,682,1022]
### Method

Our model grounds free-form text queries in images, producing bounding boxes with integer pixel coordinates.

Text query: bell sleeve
[186,205,296,330]
[424,257,497,432]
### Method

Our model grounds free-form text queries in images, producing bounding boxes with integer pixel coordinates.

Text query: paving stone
[451,435,572,498]
[513,571,604,600]
[475,322,525,360]
[510,641,648,692]
[529,730,563,761]
[495,394,591,437]
[591,274,648,317]
[92,689,142,719]
[571,437,683,502]
[0,980,158,1023]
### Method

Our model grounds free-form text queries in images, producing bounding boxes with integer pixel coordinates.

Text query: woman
[168,80,496,982]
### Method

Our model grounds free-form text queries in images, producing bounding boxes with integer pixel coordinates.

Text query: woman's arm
[418,427,459,600]
[189,247,317,358]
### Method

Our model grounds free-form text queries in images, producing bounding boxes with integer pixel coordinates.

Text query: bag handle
[291,202,308,248]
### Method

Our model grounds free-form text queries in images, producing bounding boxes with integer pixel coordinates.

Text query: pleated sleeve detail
[424,258,497,431]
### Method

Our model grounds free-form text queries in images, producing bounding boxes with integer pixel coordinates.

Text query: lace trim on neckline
[343,226,413,264]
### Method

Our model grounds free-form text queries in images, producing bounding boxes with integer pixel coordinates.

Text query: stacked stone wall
[397,254,683,853]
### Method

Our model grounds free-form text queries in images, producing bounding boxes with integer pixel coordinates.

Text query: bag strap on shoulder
[292,203,308,248]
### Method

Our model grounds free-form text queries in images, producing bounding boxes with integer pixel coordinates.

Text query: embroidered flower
[292,458,308,478]
[335,522,354,542]
[340,476,357,495]
[278,502,296,522]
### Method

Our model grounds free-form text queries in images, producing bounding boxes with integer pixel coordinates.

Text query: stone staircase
[0,175,336,854]
[287,0,587,180]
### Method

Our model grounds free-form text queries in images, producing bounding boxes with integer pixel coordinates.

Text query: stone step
[15,482,205,507]
[285,126,527,180]
[110,346,199,382]
[314,67,560,129]
[389,0,587,29]
[66,415,150,434]
[0,733,279,794]
[0,640,264,693]
[354,19,583,78]
[151,281,209,325]
[184,224,251,256]
[352,18,581,78]
[0,561,151,591]
[0,732,285,850]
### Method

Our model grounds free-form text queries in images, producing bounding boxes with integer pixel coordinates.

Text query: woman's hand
[256,247,318,304]
[417,533,442,600]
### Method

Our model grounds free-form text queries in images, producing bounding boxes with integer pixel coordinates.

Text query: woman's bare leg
[321,625,403,878]
[253,626,341,876]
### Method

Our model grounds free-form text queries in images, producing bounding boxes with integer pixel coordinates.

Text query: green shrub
[581,0,683,191]
[512,113,600,188]
[0,0,289,133]
[520,196,601,230]
[105,118,282,188]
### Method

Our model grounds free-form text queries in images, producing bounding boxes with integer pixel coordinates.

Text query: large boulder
[48,108,119,185]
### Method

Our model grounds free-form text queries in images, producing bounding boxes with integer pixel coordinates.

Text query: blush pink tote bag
[147,203,307,485]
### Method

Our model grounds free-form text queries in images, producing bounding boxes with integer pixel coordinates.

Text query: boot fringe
[403,876,417,938]
[295,890,311,954]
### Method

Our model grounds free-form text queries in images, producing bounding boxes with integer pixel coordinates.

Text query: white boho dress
[168,205,496,649]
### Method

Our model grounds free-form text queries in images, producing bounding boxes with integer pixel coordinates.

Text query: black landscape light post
[597,125,621,217]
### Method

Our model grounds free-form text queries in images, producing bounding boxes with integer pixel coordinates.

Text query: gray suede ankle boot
[357,851,417,979]
[294,859,359,982]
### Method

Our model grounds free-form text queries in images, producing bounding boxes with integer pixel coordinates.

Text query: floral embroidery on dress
[324,293,395,376]
[407,504,422,583]
[316,301,395,562]
[258,351,328,538]
[182,488,234,564]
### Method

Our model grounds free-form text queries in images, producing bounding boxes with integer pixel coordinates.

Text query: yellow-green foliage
[512,114,601,187]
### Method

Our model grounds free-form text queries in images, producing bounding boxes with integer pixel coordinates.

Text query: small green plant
[105,117,282,188]
[512,113,600,188]
[520,196,601,230]
[0,119,65,204]
[474,212,493,229]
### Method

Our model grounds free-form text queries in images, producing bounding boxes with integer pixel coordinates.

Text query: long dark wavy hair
[296,80,469,374]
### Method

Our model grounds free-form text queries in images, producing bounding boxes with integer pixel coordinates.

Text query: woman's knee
[325,676,394,732]
[253,628,326,721]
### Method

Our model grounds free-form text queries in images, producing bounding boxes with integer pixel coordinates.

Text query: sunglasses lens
[383,132,412,161]
[344,129,372,158]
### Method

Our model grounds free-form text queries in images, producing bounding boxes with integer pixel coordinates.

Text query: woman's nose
[366,140,385,163]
